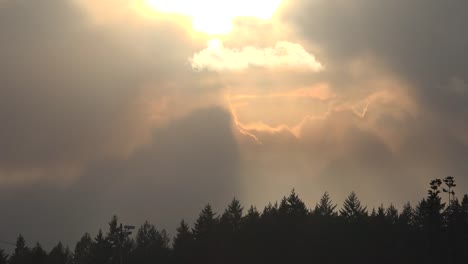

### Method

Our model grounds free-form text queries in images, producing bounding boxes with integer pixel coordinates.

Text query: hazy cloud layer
[0,0,211,183]
[0,107,240,249]
[236,0,468,206]
[1,0,468,251]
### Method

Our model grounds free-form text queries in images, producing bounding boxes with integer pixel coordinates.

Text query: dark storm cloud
[0,107,240,249]
[283,0,468,113]
[282,0,468,150]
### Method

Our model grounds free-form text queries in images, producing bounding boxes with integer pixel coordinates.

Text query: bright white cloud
[190,39,324,72]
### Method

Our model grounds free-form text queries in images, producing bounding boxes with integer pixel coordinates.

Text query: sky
[1,0,468,249]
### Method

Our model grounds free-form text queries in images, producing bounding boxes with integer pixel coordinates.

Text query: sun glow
[145,0,283,35]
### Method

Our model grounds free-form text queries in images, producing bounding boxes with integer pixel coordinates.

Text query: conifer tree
[370,208,377,218]
[47,242,71,264]
[279,190,308,218]
[399,202,414,227]
[133,221,169,264]
[173,220,193,252]
[442,176,456,205]
[106,216,121,254]
[243,206,260,225]
[0,249,8,264]
[340,192,368,222]
[376,204,386,224]
[74,233,93,264]
[385,204,399,225]
[462,194,468,225]
[416,179,445,231]
[314,192,337,217]
[221,198,244,232]
[262,202,279,220]
[31,243,47,264]
[193,204,218,240]
[9,235,31,264]
[192,204,220,264]
[173,220,194,263]
[90,230,112,264]
[106,215,134,264]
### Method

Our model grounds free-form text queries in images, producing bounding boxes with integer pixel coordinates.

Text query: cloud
[3,0,468,252]
[0,0,242,250]
[0,107,241,249]
[190,39,323,72]
[0,0,215,184]
[283,0,468,115]
[233,0,468,208]
[146,0,283,34]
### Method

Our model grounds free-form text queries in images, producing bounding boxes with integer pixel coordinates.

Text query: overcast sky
[1,0,467,250]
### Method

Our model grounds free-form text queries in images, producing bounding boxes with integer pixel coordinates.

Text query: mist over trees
[2,176,468,264]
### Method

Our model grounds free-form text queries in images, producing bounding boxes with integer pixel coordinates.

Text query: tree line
[1,176,468,264]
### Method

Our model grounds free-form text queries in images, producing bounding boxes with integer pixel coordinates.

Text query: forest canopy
[1,176,468,264]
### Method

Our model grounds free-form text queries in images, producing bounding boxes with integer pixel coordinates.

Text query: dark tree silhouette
[340,191,368,222]
[386,204,398,224]
[31,243,47,264]
[74,233,92,264]
[443,176,456,205]
[47,242,71,264]
[172,220,194,264]
[399,202,415,227]
[219,199,244,264]
[192,204,218,240]
[243,206,260,224]
[314,192,337,217]
[0,249,7,264]
[106,216,135,264]
[90,230,111,264]
[9,235,31,264]
[279,189,308,218]
[132,221,169,264]
[375,204,387,224]
[7,177,468,264]
[192,204,219,264]
[415,179,445,231]
[220,198,243,232]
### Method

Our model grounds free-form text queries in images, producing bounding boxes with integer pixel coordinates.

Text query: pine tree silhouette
[193,204,218,240]
[0,249,8,264]
[8,177,468,264]
[31,243,47,264]
[192,204,220,264]
[399,202,415,227]
[9,235,31,264]
[221,198,244,232]
[173,220,194,263]
[340,192,368,222]
[386,204,399,225]
[279,189,309,218]
[244,206,260,224]
[90,230,112,264]
[314,192,337,217]
[74,233,92,264]
[133,221,169,264]
[47,242,71,264]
